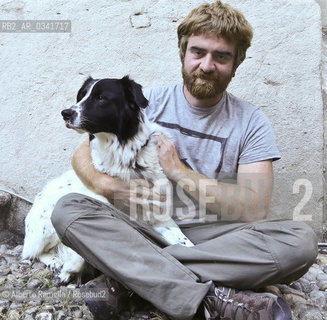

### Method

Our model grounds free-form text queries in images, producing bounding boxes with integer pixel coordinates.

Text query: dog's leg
[22,199,60,259]
[38,250,63,270]
[56,244,85,284]
[149,180,194,247]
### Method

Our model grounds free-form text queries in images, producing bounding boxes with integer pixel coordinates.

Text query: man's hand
[155,134,190,180]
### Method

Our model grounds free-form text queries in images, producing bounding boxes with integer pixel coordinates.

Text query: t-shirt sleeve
[142,86,171,123]
[239,109,281,164]
[142,87,160,121]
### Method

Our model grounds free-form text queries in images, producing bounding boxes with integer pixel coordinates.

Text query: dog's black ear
[82,76,94,88]
[85,76,94,83]
[77,76,95,102]
[121,76,148,109]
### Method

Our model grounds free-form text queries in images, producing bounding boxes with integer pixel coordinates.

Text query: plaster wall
[316,0,327,239]
[0,0,324,238]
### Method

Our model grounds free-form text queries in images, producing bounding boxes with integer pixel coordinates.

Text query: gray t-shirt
[144,83,280,225]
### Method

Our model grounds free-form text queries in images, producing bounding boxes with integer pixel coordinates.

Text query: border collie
[22,76,193,283]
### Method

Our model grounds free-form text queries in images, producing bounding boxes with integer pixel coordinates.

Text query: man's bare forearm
[72,139,115,199]
[172,168,272,222]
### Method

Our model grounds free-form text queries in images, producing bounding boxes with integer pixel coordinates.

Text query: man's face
[182,33,237,100]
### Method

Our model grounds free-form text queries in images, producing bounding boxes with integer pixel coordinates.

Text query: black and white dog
[22,76,193,283]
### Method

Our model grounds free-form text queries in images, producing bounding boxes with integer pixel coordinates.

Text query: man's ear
[121,75,148,109]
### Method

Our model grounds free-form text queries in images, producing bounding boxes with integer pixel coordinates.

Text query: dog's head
[61,76,148,144]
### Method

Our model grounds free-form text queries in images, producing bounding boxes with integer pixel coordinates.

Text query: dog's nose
[61,108,76,120]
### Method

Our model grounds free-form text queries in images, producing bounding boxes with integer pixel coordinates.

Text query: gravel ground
[0,233,326,320]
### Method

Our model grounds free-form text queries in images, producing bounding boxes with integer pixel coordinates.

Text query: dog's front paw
[181,237,194,247]
[54,270,72,285]
[155,226,194,247]
[38,253,63,270]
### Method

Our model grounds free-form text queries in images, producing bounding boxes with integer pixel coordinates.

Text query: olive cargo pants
[51,193,318,320]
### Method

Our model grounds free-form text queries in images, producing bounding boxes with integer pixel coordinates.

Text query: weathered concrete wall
[227,0,323,239]
[0,0,324,238]
[316,0,327,240]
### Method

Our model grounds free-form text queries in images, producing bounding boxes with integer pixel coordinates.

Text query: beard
[182,65,233,100]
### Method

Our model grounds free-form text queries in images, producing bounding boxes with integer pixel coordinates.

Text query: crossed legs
[51,193,318,319]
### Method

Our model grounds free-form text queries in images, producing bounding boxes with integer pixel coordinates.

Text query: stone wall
[0,0,325,239]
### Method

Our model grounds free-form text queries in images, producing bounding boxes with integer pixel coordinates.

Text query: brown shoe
[81,274,133,320]
[203,286,292,320]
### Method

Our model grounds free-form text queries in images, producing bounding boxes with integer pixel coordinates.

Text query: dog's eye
[97,95,106,101]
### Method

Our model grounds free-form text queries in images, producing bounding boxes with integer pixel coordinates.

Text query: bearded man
[51,1,317,319]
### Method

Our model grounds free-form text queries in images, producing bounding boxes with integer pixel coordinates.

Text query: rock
[9,302,23,310]
[54,305,63,311]
[72,308,83,318]
[36,312,53,320]
[0,299,10,309]
[13,278,24,288]
[27,300,41,307]
[303,266,322,282]
[43,305,55,313]
[7,274,16,284]
[290,281,302,291]
[9,263,19,272]
[66,283,77,289]
[316,254,327,266]
[0,192,11,230]
[298,278,315,293]
[24,306,39,317]
[12,245,23,255]
[26,278,44,289]
[0,255,7,267]
[322,265,327,274]
[316,273,327,282]
[20,259,32,267]
[0,231,24,250]
[7,310,20,320]
[309,290,326,306]
[21,274,32,282]
[0,267,11,276]
[54,311,66,320]
[32,262,47,270]
[297,306,323,320]
[317,280,327,291]
[0,191,11,206]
